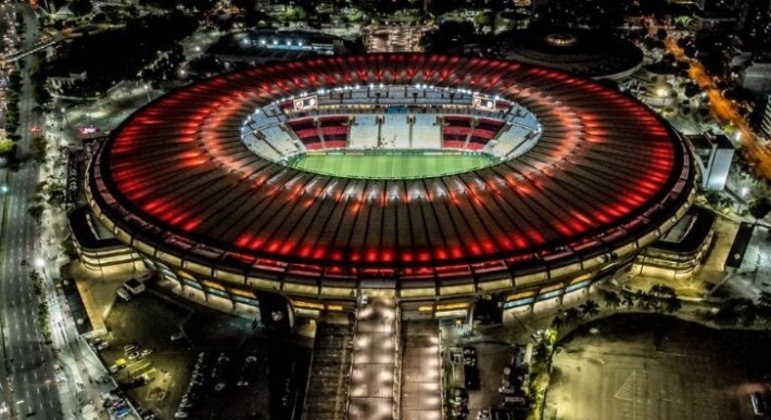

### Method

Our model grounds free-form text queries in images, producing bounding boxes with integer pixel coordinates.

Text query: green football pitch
[288,151,496,179]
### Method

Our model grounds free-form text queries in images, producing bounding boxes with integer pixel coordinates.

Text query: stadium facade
[85,54,695,321]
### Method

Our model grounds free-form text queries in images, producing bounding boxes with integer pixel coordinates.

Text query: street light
[739,186,750,214]
[0,184,8,194]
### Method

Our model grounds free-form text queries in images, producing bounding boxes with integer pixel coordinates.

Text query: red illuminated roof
[89,54,694,283]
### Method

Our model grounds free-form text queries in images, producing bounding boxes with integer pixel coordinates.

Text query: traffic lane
[2,170,61,419]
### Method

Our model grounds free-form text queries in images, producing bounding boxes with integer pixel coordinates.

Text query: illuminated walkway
[400,321,442,420]
[347,298,399,420]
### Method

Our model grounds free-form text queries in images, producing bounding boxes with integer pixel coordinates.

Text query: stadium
[85,54,695,320]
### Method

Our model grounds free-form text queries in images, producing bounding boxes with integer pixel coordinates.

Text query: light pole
[60,107,70,130]
[35,257,47,282]
[739,186,749,214]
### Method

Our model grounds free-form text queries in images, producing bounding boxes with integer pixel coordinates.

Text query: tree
[69,0,93,16]
[550,316,565,330]
[749,197,771,223]
[757,291,771,318]
[663,296,682,314]
[579,300,600,318]
[563,307,582,323]
[0,138,14,155]
[621,290,636,309]
[740,303,758,326]
[636,290,657,311]
[715,298,755,325]
[602,290,621,309]
[650,284,676,298]
[28,205,45,222]
[31,136,47,164]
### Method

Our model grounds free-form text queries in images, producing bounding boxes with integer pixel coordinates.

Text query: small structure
[632,206,716,280]
[688,132,735,191]
[67,206,143,272]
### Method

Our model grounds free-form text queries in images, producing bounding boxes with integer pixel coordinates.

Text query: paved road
[0,4,63,419]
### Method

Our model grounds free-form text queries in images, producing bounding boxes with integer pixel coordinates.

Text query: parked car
[116,287,132,302]
[123,278,146,295]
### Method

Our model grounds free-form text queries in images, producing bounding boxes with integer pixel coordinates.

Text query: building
[205,29,349,66]
[68,206,143,272]
[740,62,771,93]
[84,54,695,322]
[759,95,771,140]
[632,206,716,280]
[688,133,735,191]
[363,26,430,52]
[499,28,644,80]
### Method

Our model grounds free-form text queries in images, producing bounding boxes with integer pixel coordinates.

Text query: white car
[116,287,132,302]
[174,411,188,418]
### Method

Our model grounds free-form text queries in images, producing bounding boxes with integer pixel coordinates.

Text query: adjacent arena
[85,54,695,319]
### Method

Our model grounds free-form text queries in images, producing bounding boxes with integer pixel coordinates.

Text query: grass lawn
[289,151,495,179]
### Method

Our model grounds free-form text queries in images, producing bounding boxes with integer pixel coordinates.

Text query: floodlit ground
[289,151,494,179]
[99,289,311,420]
[546,314,771,420]
[401,321,442,420]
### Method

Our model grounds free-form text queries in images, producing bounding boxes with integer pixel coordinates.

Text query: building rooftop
[87,54,694,287]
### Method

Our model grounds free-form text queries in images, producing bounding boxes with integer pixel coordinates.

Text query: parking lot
[97,289,311,419]
[546,314,771,420]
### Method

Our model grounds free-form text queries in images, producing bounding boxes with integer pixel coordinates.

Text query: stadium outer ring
[85,54,695,310]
